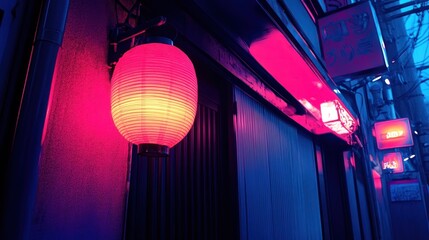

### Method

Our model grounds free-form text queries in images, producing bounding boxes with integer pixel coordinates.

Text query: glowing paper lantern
[111,43,198,155]
[320,100,356,135]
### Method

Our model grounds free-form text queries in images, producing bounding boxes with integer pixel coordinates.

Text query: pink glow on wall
[382,152,404,173]
[374,118,413,150]
[32,0,128,239]
[372,169,383,201]
[249,29,357,138]
[111,43,198,148]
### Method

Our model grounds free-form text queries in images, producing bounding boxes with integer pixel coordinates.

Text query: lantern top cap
[143,36,173,45]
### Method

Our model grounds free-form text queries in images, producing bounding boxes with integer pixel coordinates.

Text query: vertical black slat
[204,108,214,239]
[190,105,204,239]
[159,157,167,240]
[210,108,216,240]
[187,120,194,240]
[165,155,172,240]
[170,147,178,240]
[204,107,210,240]
[215,108,220,240]
[208,107,213,240]
[206,106,211,237]
[183,133,189,240]
[131,154,139,239]
[150,157,156,240]
[178,135,186,240]
[185,127,192,240]
[203,105,208,239]
[125,149,137,239]
[172,144,180,239]
[142,156,150,239]
[155,157,161,240]
[212,109,219,240]
[205,106,211,239]
[182,136,189,240]
[199,104,205,239]
[127,153,150,240]
[136,155,144,240]
[168,148,175,240]
[147,157,155,240]
[216,109,222,239]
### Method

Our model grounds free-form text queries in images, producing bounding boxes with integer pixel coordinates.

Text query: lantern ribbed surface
[111,43,198,148]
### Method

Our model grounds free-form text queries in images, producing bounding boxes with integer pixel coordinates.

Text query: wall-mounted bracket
[108,16,166,66]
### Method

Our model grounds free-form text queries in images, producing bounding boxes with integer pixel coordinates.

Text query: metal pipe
[384,86,397,119]
[386,4,429,20]
[1,0,69,238]
[383,1,416,13]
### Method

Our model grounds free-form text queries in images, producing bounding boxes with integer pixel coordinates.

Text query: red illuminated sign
[382,152,404,173]
[321,100,356,135]
[374,118,413,150]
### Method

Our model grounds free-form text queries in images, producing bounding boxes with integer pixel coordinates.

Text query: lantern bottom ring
[138,144,169,157]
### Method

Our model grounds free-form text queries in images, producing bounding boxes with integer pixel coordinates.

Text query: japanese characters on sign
[382,152,404,173]
[374,118,414,150]
[321,100,356,135]
[318,1,388,79]
[323,0,348,12]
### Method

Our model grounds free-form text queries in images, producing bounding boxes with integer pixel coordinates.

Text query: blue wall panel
[234,88,322,240]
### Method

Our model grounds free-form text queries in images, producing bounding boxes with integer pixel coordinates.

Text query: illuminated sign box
[321,100,356,135]
[382,152,404,173]
[374,118,413,150]
[389,179,421,202]
[318,1,388,80]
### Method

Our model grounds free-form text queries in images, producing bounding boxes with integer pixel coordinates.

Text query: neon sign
[384,130,404,139]
[382,152,403,173]
[374,118,413,150]
[321,100,356,135]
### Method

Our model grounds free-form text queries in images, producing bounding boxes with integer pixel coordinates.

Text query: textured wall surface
[30,0,129,239]
[234,88,323,240]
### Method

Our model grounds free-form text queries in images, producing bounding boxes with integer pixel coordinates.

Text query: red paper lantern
[111,43,198,155]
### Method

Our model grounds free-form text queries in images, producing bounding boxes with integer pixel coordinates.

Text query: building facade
[1,0,429,239]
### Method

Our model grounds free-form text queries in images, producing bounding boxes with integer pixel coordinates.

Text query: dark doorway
[124,60,239,240]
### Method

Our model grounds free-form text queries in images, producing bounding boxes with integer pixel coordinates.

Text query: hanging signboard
[382,152,404,173]
[323,0,348,12]
[320,100,356,135]
[390,179,421,202]
[374,118,413,150]
[318,1,388,79]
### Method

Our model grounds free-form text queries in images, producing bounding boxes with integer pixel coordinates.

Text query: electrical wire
[396,78,429,100]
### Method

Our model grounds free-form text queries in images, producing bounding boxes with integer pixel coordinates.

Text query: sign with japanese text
[323,0,348,12]
[321,100,356,135]
[374,118,413,150]
[390,179,421,202]
[382,152,404,173]
[318,1,388,79]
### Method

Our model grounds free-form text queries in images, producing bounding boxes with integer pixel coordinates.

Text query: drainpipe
[384,84,396,120]
[1,0,69,238]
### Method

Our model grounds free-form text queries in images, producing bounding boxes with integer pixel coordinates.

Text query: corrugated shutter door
[234,87,323,240]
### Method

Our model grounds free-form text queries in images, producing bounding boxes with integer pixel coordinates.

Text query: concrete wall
[30,0,129,239]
